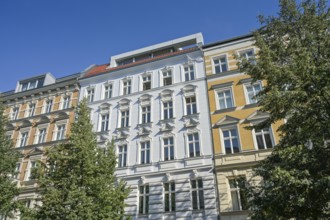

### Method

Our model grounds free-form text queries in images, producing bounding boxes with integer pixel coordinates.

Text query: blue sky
[0,0,279,92]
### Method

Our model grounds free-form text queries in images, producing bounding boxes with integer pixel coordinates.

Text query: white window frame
[141,105,151,124]
[120,110,129,128]
[162,100,173,120]
[212,54,229,74]
[103,83,113,99]
[117,144,127,168]
[99,114,110,132]
[53,121,67,141]
[61,95,71,109]
[243,81,263,105]
[140,140,151,164]
[138,184,149,214]
[191,178,204,210]
[229,177,248,211]
[183,64,195,82]
[14,162,21,179]
[164,181,176,212]
[122,79,132,95]
[185,96,198,115]
[252,126,275,150]
[86,88,95,103]
[187,132,201,158]
[238,48,256,64]
[11,106,19,120]
[220,126,241,154]
[25,160,37,181]
[44,99,53,114]
[26,103,36,117]
[162,69,173,86]
[21,79,39,92]
[34,125,48,144]
[215,87,235,110]
[163,136,175,161]
[18,130,29,147]
[141,74,152,91]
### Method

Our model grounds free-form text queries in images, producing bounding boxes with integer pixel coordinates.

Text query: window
[26,161,37,180]
[229,178,249,211]
[191,178,204,210]
[62,96,70,109]
[14,163,21,179]
[21,79,41,91]
[213,55,228,73]
[19,132,29,147]
[185,96,197,115]
[163,137,174,161]
[164,182,175,212]
[139,185,149,214]
[184,65,195,81]
[104,84,112,99]
[141,105,151,124]
[163,70,172,86]
[45,100,53,113]
[140,141,150,164]
[122,80,131,95]
[188,133,200,157]
[100,114,109,131]
[255,128,273,149]
[245,83,262,104]
[118,145,127,168]
[163,101,173,119]
[120,110,129,127]
[217,89,234,109]
[56,125,66,140]
[222,128,240,154]
[11,107,19,120]
[27,104,35,117]
[87,89,95,103]
[142,75,151,91]
[37,128,46,144]
[239,49,255,64]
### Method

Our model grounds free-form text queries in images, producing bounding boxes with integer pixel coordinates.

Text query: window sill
[243,103,258,109]
[213,107,236,114]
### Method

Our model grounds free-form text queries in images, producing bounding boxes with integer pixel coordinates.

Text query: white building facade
[79,33,218,219]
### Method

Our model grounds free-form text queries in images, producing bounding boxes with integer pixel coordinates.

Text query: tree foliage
[238,0,330,219]
[0,97,20,218]
[33,99,130,220]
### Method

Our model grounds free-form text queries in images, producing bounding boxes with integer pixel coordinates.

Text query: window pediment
[214,115,240,127]
[246,110,269,123]
[182,84,197,97]
[160,89,174,101]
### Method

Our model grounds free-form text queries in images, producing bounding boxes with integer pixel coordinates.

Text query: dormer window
[20,78,44,92]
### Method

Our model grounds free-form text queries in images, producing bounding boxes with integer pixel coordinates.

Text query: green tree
[238,0,330,219]
[0,97,20,218]
[33,99,130,220]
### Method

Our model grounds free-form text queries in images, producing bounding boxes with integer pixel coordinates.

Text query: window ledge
[182,113,199,120]
[243,103,258,109]
[213,107,237,114]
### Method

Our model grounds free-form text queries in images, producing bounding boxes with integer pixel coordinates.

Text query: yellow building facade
[203,35,282,220]
[1,73,79,209]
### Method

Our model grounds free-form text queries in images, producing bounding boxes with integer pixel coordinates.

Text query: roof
[83,47,199,79]
[203,33,253,49]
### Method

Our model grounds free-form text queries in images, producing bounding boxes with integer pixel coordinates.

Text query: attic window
[20,78,44,91]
